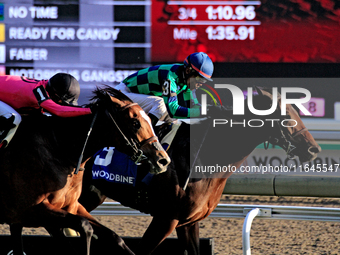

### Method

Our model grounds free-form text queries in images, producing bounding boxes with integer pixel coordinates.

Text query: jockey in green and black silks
[115,52,214,126]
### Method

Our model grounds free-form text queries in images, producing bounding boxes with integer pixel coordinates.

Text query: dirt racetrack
[1,195,340,255]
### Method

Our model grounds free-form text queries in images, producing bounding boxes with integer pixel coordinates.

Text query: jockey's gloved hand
[206,105,236,119]
[206,105,223,115]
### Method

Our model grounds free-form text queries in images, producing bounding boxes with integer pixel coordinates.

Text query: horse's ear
[110,96,125,108]
[254,86,263,96]
[99,90,121,108]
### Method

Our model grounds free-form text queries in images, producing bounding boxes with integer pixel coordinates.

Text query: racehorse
[79,87,321,255]
[0,86,170,255]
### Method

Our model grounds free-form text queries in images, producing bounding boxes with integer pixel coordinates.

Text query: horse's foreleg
[76,204,135,255]
[22,202,93,255]
[176,222,200,255]
[45,225,67,238]
[137,217,179,255]
[10,223,24,255]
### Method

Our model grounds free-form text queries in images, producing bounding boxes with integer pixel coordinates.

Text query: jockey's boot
[0,115,15,148]
[160,122,181,151]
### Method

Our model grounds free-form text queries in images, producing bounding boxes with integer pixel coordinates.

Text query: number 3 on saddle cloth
[92,123,181,185]
[92,147,154,186]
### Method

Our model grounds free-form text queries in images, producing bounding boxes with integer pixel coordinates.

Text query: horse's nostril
[159,158,170,167]
[309,146,321,154]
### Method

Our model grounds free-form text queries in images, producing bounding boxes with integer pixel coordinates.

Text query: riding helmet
[47,73,80,106]
[184,52,214,81]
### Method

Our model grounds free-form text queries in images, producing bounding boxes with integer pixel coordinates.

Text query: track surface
[1,195,340,254]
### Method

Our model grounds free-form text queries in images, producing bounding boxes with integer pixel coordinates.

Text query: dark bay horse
[1,87,170,255]
[79,87,321,255]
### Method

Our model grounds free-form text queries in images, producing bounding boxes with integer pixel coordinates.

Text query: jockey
[115,52,214,126]
[0,73,92,148]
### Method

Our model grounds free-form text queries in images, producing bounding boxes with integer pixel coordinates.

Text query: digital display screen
[0,0,151,85]
[151,0,340,63]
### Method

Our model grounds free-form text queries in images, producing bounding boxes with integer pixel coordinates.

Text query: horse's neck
[188,123,265,207]
[203,117,268,153]
[51,115,96,162]
[191,117,270,179]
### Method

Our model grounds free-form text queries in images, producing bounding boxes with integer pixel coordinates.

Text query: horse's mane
[257,87,281,100]
[88,85,134,104]
[226,86,279,116]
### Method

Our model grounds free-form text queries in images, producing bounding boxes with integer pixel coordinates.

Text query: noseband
[107,102,159,165]
[265,120,308,159]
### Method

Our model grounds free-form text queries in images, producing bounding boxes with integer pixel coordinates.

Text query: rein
[107,102,158,165]
[183,121,211,191]
[107,110,155,164]
[75,111,98,174]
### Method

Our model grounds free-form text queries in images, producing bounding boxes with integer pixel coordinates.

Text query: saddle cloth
[92,147,153,186]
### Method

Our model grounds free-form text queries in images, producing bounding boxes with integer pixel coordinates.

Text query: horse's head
[90,86,170,174]
[255,87,321,162]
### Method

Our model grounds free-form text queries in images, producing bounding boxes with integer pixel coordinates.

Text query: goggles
[195,76,207,83]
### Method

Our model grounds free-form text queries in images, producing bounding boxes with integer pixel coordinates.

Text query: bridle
[74,101,160,174]
[107,102,160,165]
[264,119,308,159]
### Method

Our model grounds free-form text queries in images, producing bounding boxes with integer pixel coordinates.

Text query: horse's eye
[133,119,141,130]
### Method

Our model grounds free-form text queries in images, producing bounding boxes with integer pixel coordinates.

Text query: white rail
[92,202,340,221]
[92,202,340,255]
[242,208,260,255]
